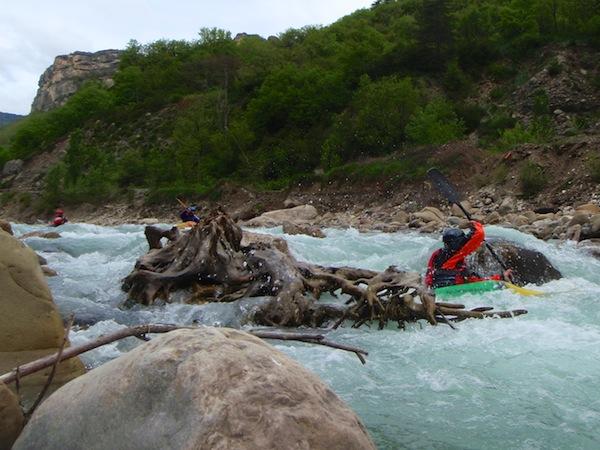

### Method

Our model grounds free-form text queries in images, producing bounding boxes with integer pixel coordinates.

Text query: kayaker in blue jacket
[180,205,200,223]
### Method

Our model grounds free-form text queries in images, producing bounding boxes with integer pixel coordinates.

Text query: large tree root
[122,209,527,328]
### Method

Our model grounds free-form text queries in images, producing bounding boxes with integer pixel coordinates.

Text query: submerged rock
[20,231,61,240]
[282,221,326,238]
[470,240,562,285]
[15,328,376,450]
[244,204,319,227]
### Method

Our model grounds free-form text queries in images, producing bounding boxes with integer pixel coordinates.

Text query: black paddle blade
[427,168,462,205]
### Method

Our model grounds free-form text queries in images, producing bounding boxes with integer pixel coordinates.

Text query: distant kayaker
[51,208,68,227]
[425,221,512,289]
[180,205,200,223]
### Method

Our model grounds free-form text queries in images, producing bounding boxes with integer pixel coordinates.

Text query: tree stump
[122,209,527,328]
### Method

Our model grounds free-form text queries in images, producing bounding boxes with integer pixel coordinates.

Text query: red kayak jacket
[425,221,501,288]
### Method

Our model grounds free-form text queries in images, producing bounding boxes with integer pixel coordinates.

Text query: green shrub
[572,115,590,130]
[514,70,530,86]
[479,113,517,146]
[589,156,600,183]
[18,192,32,207]
[10,82,114,160]
[41,164,66,209]
[487,63,517,81]
[585,15,600,49]
[532,89,550,116]
[494,123,536,152]
[454,103,486,133]
[530,116,555,141]
[519,162,546,198]
[443,61,472,98]
[405,99,465,146]
[493,164,509,183]
[0,146,11,170]
[490,86,507,101]
[547,59,562,77]
[0,191,15,206]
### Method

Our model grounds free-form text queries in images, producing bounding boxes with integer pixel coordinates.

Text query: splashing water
[13,222,600,449]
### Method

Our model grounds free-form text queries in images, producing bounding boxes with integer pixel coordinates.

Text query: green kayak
[435,280,544,298]
[434,280,505,298]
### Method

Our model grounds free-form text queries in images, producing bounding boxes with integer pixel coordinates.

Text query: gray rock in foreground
[14,328,375,450]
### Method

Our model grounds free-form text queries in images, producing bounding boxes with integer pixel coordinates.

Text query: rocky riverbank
[3,189,599,259]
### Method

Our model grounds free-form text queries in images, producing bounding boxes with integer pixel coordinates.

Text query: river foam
[13,222,600,449]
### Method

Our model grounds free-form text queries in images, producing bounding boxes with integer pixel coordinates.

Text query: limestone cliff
[31,49,121,112]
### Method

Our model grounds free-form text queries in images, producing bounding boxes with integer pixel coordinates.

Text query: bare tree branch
[0,324,369,385]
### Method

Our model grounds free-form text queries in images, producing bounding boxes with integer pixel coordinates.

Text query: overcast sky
[1,0,373,115]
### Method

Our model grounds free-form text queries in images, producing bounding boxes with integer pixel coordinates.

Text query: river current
[13,222,600,449]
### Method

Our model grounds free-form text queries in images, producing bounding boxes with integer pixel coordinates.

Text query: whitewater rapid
[13,222,600,449]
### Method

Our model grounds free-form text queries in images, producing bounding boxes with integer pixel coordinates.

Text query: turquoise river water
[13,222,600,449]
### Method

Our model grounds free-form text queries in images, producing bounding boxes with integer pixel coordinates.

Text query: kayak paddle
[426,168,509,272]
[502,281,544,296]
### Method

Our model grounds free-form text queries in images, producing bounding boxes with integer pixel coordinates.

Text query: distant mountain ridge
[0,112,24,127]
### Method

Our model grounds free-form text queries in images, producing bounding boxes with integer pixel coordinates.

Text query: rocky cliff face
[31,49,121,112]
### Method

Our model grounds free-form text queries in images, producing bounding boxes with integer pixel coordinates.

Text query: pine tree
[415,0,454,71]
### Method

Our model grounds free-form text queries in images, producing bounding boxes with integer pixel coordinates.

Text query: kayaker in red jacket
[425,221,512,289]
[51,209,68,227]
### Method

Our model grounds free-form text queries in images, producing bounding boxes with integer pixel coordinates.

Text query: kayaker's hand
[503,269,514,282]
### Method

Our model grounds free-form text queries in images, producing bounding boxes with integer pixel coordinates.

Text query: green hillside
[2,0,599,208]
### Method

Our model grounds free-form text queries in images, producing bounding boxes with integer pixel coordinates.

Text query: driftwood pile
[122,209,527,328]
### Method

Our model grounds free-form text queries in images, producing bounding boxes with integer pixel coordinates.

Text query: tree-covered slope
[1,0,599,209]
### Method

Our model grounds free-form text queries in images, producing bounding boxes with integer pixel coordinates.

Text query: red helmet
[55,208,64,216]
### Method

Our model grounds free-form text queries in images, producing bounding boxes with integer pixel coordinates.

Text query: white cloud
[0,0,373,114]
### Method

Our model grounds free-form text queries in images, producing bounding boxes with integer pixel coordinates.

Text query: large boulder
[244,204,319,227]
[413,206,445,224]
[15,328,375,450]
[0,230,85,406]
[0,382,24,450]
[469,240,562,285]
[282,221,326,238]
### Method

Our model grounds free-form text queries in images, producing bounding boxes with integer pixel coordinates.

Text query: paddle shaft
[176,197,188,209]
